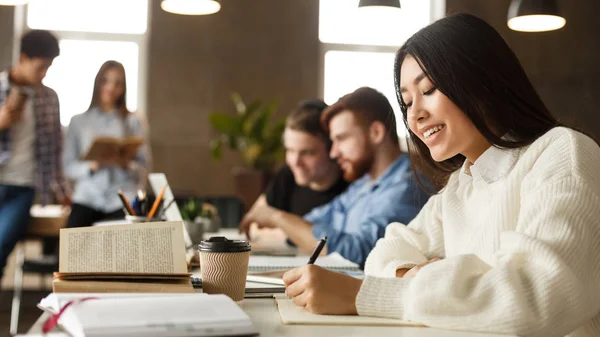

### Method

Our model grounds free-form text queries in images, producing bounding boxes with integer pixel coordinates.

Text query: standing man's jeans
[0,184,35,280]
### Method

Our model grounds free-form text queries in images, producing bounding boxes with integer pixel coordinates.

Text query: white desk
[27,297,513,337]
[24,228,514,337]
[239,298,514,337]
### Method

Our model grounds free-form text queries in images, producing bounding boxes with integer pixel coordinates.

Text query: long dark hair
[88,60,130,119]
[395,13,561,191]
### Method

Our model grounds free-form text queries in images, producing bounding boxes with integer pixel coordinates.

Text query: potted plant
[197,202,221,233]
[208,92,286,210]
[180,199,222,244]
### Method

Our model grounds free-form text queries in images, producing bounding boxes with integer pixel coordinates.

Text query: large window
[17,0,148,125]
[319,0,444,136]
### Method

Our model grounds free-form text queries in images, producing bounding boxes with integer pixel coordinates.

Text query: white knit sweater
[357,127,600,337]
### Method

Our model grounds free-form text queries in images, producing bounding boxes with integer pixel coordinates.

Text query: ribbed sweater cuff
[382,260,419,277]
[356,275,411,320]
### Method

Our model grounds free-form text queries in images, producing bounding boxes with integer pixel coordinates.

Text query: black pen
[138,190,147,215]
[157,199,176,219]
[307,237,327,265]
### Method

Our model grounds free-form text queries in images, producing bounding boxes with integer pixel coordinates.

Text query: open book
[54,222,193,293]
[38,293,258,337]
[275,295,424,327]
[80,136,143,162]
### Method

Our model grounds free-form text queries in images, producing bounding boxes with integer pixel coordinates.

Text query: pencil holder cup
[144,197,164,218]
[199,237,251,301]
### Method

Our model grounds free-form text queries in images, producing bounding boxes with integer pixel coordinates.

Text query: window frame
[11,1,150,122]
[318,0,446,142]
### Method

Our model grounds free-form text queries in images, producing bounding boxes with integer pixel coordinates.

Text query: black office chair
[199,196,245,228]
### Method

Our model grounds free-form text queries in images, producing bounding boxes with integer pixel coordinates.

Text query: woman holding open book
[63,60,149,228]
[282,13,600,337]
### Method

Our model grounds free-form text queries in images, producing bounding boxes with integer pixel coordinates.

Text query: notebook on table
[244,281,286,295]
[248,253,361,273]
[274,294,424,327]
[38,293,259,337]
[190,269,286,296]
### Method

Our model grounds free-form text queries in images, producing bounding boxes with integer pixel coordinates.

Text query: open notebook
[248,253,361,273]
[275,295,424,327]
[39,293,258,337]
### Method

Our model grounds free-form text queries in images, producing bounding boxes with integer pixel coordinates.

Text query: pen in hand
[307,236,327,265]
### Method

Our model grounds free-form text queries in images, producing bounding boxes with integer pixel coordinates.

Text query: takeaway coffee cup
[198,236,251,301]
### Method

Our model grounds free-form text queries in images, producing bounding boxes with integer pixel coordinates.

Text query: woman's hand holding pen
[283,265,363,315]
[283,237,361,315]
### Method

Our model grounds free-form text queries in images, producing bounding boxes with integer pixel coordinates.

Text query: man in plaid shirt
[0,30,70,279]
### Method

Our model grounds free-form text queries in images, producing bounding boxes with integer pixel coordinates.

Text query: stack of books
[53,221,193,293]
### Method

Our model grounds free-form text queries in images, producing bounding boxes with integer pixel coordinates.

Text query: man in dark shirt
[240,87,429,266]
[266,165,347,217]
[245,99,348,238]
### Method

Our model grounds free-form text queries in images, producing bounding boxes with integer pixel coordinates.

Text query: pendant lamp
[358,0,400,9]
[161,0,221,16]
[508,0,565,32]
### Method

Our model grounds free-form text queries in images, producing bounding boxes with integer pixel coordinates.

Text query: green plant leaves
[241,101,261,122]
[231,92,246,115]
[208,112,242,135]
[180,198,201,221]
[180,198,215,221]
[208,92,286,172]
[209,139,222,159]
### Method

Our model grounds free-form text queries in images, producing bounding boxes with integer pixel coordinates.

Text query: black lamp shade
[508,0,560,19]
[507,0,565,32]
[358,0,400,9]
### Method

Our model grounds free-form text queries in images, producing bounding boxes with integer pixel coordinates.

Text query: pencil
[147,184,167,220]
[117,190,136,216]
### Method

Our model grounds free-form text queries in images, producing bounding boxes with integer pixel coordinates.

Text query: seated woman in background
[63,60,149,228]
[282,13,600,337]
[242,99,347,239]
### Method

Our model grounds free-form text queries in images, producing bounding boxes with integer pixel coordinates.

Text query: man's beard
[341,151,374,182]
